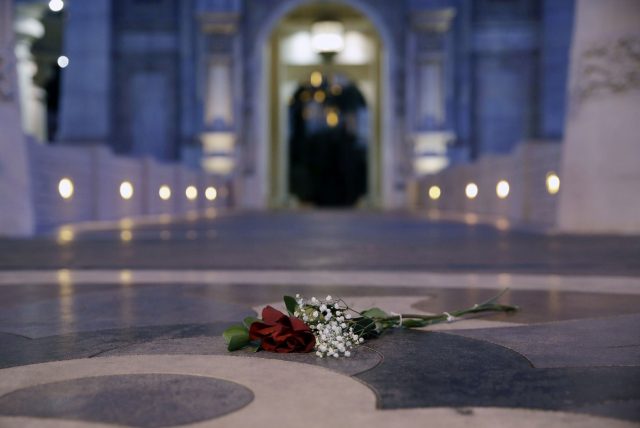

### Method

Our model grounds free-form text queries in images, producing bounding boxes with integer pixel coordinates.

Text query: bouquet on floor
[223,290,517,358]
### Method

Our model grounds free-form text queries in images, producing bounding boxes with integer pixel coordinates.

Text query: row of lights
[427,173,560,201]
[49,2,70,69]
[58,178,218,201]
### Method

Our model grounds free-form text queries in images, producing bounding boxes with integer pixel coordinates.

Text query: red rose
[249,306,316,353]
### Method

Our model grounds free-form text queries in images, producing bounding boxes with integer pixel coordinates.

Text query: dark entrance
[288,73,368,207]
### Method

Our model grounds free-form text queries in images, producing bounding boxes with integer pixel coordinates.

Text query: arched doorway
[288,74,368,206]
[243,0,399,210]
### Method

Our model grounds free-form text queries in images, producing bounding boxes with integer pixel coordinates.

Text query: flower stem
[382,289,518,327]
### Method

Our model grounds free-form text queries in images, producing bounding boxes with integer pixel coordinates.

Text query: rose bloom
[249,306,316,353]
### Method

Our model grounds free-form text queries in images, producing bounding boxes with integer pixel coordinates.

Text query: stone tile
[445,313,640,368]
[0,323,231,369]
[0,355,636,428]
[101,335,383,376]
[0,374,253,427]
[1,211,639,275]
[356,329,640,421]
[572,400,640,423]
[0,285,255,338]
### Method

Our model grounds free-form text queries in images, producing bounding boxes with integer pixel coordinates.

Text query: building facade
[20,0,575,209]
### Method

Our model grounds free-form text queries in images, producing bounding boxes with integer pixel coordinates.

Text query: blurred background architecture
[0,0,639,236]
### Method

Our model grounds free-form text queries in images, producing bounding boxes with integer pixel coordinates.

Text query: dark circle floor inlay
[0,373,254,427]
[356,329,640,422]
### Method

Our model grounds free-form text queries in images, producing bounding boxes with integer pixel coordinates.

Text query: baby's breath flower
[293,294,364,358]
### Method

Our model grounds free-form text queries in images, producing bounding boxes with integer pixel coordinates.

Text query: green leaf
[223,325,248,345]
[283,295,298,315]
[360,307,389,319]
[243,316,260,329]
[228,334,250,351]
[351,317,379,339]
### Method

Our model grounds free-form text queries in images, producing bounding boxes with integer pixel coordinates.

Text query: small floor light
[465,183,478,199]
[58,178,74,199]
[205,186,217,201]
[428,185,441,200]
[159,185,171,200]
[546,173,560,194]
[120,181,134,200]
[496,180,510,199]
[186,186,198,200]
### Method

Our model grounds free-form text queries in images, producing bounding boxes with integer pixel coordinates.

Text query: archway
[243,0,398,209]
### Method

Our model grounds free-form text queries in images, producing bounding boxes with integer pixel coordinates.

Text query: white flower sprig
[294,294,364,358]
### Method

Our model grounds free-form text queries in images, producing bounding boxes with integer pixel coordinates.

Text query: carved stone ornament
[574,36,640,104]
[0,0,16,102]
[0,48,17,102]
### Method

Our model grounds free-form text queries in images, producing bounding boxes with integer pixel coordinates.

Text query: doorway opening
[267,3,382,208]
[289,73,368,206]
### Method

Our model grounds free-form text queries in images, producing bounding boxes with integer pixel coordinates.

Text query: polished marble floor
[1,211,639,275]
[0,211,639,427]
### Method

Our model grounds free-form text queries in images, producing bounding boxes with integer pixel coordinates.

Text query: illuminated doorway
[267,3,383,208]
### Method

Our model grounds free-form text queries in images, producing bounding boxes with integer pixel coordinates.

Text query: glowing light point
[48,0,64,12]
[120,230,132,242]
[496,180,510,199]
[186,185,198,200]
[311,21,345,53]
[428,185,441,200]
[310,71,323,88]
[58,177,74,199]
[158,185,171,200]
[326,111,339,127]
[119,181,134,200]
[120,270,132,284]
[57,269,71,285]
[205,186,217,201]
[546,173,560,194]
[57,227,74,244]
[465,183,478,199]
[57,55,69,68]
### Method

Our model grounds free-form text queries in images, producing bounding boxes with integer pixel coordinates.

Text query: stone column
[57,0,112,144]
[0,0,35,236]
[557,0,640,234]
[197,9,239,177]
[407,9,456,177]
[14,6,47,142]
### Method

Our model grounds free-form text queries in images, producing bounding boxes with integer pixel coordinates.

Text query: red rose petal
[250,306,316,353]
[289,316,310,332]
[261,306,286,323]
